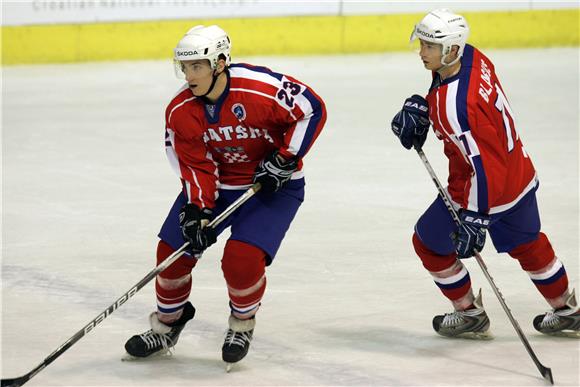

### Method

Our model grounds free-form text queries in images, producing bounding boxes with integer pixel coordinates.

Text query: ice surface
[2,48,578,386]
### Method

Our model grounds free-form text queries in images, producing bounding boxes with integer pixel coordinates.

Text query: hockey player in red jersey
[390,9,579,338]
[124,25,326,365]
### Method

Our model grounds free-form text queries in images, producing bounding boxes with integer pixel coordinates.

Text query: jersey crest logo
[232,103,246,121]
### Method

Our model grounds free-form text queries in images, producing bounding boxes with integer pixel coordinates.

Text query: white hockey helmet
[411,9,469,66]
[174,25,232,72]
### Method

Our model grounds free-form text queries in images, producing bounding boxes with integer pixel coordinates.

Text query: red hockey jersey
[426,44,537,214]
[164,63,327,209]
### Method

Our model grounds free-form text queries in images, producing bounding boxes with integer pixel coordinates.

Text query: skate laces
[540,305,579,328]
[442,307,483,327]
[139,329,176,352]
[539,312,561,329]
[225,329,252,347]
[441,312,465,327]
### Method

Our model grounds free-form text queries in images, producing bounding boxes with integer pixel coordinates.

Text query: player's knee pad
[155,241,194,318]
[508,232,555,271]
[221,240,266,290]
[156,240,197,280]
[222,240,267,319]
[412,232,457,272]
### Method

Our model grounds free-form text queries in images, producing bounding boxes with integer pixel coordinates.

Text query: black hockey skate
[533,289,580,337]
[124,302,195,358]
[433,289,492,339]
[222,315,255,370]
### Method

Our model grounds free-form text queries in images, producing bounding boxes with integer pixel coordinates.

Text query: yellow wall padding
[2,9,578,65]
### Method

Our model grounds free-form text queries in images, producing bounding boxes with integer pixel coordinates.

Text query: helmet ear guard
[410,9,469,66]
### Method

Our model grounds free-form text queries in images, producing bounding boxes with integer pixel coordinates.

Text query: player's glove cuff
[253,150,299,193]
[459,210,490,229]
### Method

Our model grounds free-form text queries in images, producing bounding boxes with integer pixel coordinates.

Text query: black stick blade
[1,377,27,387]
[541,366,554,385]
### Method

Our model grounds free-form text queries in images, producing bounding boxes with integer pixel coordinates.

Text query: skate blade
[121,350,172,361]
[122,353,145,361]
[458,330,494,340]
[541,330,580,339]
[440,330,494,340]
[225,362,234,373]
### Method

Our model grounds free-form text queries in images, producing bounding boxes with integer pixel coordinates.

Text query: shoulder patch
[231,103,246,121]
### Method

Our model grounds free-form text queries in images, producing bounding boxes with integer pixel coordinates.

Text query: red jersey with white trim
[164,63,327,209]
[426,44,537,215]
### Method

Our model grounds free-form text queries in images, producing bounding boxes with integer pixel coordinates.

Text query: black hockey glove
[253,150,299,194]
[391,94,430,150]
[452,210,490,259]
[179,204,217,253]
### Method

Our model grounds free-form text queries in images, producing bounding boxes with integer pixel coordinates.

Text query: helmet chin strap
[198,69,221,98]
[439,44,462,67]
[436,48,461,77]
[440,54,461,67]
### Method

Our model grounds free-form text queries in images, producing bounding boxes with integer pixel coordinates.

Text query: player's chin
[190,85,205,96]
[425,62,440,71]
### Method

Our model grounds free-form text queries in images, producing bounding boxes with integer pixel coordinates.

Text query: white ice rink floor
[2,48,579,386]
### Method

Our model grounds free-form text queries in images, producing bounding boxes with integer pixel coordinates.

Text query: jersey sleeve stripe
[165,128,183,183]
[230,63,284,81]
[446,81,469,135]
[456,45,475,131]
[287,119,308,156]
[292,88,325,157]
[470,156,489,212]
[446,80,489,213]
[456,75,472,133]
[230,77,278,97]
[434,89,452,140]
[187,166,206,208]
[229,65,283,88]
[456,46,489,211]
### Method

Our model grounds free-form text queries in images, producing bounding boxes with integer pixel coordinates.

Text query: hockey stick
[415,147,553,385]
[1,183,261,387]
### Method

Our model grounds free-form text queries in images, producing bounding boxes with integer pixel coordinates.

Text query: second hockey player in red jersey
[391,9,579,338]
[124,25,326,365]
